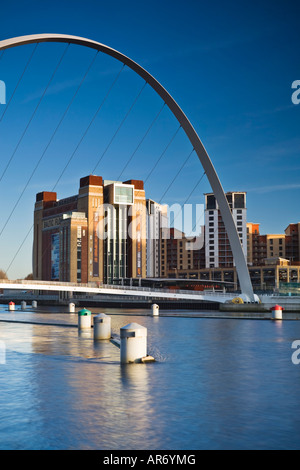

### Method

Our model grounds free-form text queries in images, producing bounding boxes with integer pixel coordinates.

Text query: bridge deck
[0,280,234,303]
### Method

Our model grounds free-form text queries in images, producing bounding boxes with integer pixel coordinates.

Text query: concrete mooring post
[68,302,75,313]
[152,304,159,316]
[271,305,283,321]
[8,302,15,311]
[120,323,147,364]
[94,313,111,340]
[78,308,92,329]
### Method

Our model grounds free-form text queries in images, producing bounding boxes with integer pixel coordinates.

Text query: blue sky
[0,0,299,278]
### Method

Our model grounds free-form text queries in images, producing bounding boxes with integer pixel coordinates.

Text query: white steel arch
[0,33,255,301]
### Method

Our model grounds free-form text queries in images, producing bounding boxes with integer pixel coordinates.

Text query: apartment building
[204,192,247,268]
[285,223,300,263]
[160,228,205,277]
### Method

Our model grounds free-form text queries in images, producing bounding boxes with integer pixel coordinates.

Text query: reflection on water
[0,306,300,449]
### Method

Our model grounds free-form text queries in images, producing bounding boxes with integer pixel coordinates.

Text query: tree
[0,270,8,280]
[24,273,33,280]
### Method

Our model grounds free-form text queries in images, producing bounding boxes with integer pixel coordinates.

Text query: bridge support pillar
[59,290,73,302]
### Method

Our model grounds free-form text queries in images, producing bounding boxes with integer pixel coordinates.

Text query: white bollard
[271,305,283,321]
[32,301,37,309]
[152,304,159,316]
[68,302,75,313]
[8,302,15,311]
[94,314,111,340]
[78,308,92,329]
[21,301,26,310]
[120,323,147,364]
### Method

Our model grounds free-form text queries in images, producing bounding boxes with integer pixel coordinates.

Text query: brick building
[33,175,147,284]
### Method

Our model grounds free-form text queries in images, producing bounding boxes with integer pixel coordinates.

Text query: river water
[0,305,300,450]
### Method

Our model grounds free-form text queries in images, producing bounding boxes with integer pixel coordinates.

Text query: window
[226,194,233,205]
[207,196,216,210]
[114,185,133,204]
[234,194,245,209]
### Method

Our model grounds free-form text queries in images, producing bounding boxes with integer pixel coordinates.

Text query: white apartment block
[204,192,247,268]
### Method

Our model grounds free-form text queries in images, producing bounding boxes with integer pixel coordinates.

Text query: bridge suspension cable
[4,60,126,274]
[0,34,255,301]
[0,48,99,239]
[0,43,38,123]
[82,82,171,281]
[116,102,166,181]
[0,43,70,185]
[145,167,207,271]
[92,80,147,174]
[144,125,182,186]
[52,63,126,191]
[158,148,195,203]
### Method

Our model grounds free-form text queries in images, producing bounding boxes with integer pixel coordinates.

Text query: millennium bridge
[0,278,250,304]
